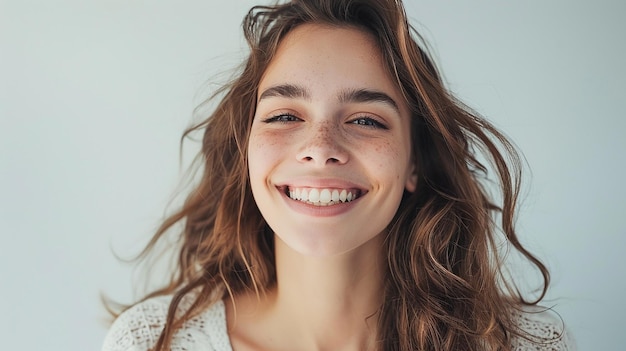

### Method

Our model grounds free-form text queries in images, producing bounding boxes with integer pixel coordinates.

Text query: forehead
[258,23,403,105]
[277,23,380,58]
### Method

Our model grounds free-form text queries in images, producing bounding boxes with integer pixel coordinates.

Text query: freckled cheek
[248,133,285,180]
[369,140,396,164]
[369,140,410,181]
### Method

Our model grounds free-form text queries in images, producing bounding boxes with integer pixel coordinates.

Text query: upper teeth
[288,187,357,206]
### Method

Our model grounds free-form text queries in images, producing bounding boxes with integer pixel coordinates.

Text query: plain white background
[1,1,624,350]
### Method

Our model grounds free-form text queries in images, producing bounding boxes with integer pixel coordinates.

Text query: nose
[296,121,349,166]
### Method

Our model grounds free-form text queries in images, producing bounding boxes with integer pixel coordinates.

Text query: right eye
[263,113,302,123]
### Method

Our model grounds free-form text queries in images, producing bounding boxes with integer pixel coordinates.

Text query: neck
[274,235,384,313]
[269,234,386,350]
[226,234,387,351]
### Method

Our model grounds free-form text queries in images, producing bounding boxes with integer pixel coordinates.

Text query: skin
[226,24,417,351]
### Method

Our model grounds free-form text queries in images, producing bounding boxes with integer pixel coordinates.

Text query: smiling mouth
[282,186,364,206]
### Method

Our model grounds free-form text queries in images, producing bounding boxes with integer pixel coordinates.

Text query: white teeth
[320,189,331,203]
[287,187,359,205]
[300,189,308,202]
[308,188,320,202]
[339,190,347,202]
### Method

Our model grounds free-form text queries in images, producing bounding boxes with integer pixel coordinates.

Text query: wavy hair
[113,0,551,350]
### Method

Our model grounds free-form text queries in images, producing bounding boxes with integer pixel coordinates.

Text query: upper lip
[275,177,368,192]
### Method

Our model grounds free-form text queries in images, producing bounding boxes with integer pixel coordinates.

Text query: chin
[272,225,384,258]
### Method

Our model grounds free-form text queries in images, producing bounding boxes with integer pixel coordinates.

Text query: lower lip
[280,189,362,217]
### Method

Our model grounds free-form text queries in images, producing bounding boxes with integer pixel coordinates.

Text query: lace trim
[509,306,576,350]
[101,295,230,351]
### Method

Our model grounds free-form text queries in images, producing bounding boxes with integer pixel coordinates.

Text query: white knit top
[102,295,576,351]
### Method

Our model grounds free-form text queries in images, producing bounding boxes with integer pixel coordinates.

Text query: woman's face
[248,24,416,257]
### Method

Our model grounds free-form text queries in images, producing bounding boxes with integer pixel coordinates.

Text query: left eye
[349,117,388,129]
[263,113,302,123]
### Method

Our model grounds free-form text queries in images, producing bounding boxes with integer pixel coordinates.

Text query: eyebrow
[258,84,311,101]
[258,84,400,114]
[338,88,400,114]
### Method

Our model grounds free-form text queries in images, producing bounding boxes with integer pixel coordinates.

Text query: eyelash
[348,116,388,130]
[263,113,301,123]
[262,113,388,130]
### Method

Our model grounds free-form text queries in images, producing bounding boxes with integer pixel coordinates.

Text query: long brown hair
[113,0,552,350]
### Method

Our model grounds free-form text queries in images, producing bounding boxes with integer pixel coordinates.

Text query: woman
[103,0,574,350]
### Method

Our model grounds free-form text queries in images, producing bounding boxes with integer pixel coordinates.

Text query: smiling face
[248,24,417,257]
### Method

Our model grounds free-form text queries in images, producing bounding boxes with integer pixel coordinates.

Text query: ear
[404,164,418,193]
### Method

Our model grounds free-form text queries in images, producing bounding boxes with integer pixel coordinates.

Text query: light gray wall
[2,1,623,350]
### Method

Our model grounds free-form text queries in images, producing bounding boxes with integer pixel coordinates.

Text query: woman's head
[179,0,439,278]
[199,0,496,261]
[205,0,449,255]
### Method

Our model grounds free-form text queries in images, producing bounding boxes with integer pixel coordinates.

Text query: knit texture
[102,295,575,351]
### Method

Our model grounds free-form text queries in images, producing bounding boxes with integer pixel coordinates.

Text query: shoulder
[509,305,577,351]
[101,295,232,351]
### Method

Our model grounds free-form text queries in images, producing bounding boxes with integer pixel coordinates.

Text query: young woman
[103,0,575,350]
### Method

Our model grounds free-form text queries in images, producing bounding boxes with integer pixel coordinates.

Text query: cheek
[369,139,408,180]
[248,132,282,184]
[247,136,265,180]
